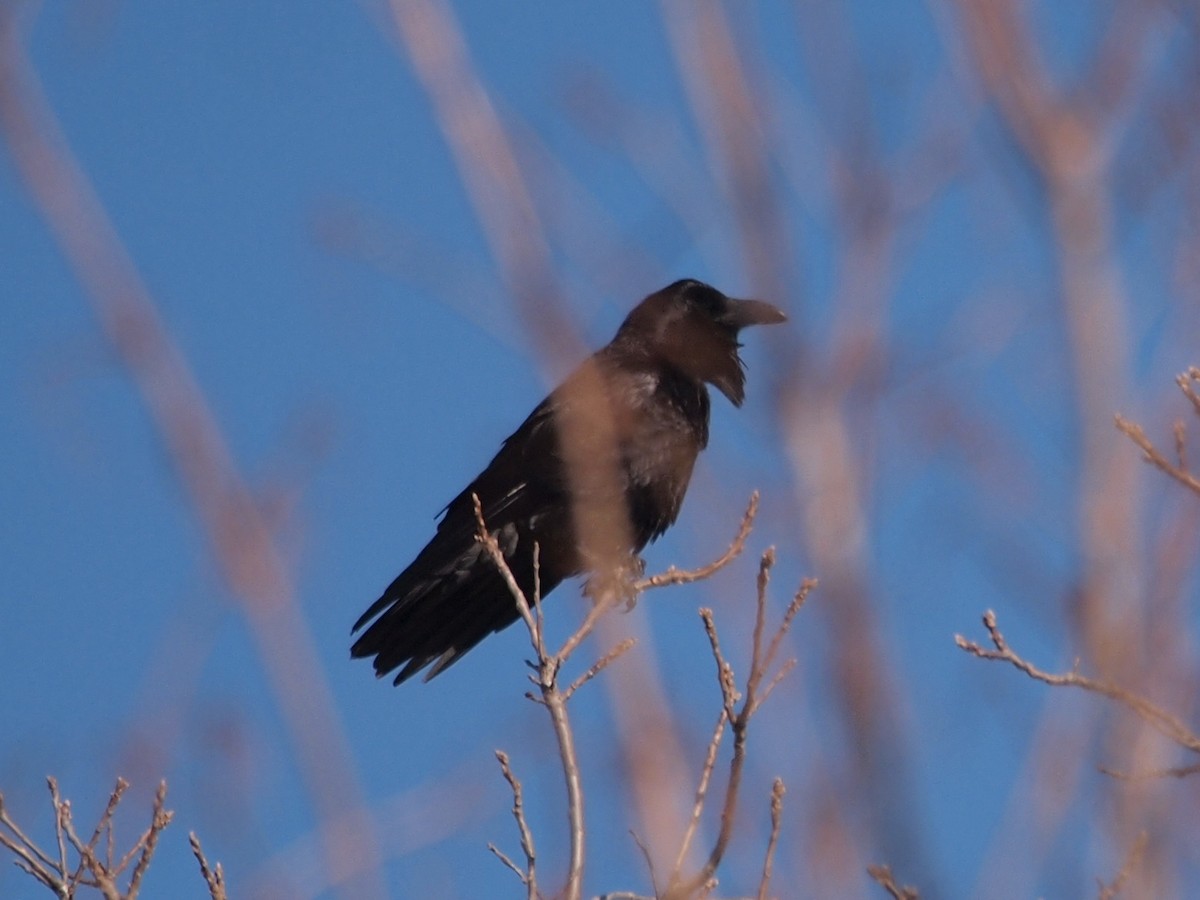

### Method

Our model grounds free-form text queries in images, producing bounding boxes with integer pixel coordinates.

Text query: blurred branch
[383,0,578,369]
[956,610,1200,754]
[1097,831,1148,900]
[867,864,920,900]
[0,13,382,899]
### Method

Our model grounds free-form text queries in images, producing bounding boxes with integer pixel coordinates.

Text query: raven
[351,279,785,684]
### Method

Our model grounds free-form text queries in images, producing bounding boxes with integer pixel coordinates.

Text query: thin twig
[473,494,541,645]
[756,778,786,900]
[190,832,228,900]
[0,792,63,893]
[474,500,584,900]
[1100,762,1200,780]
[747,548,776,701]
[124,780,172,899]
[630,830,659,899]
[956,610,1200,752]
[1097,831,1148,900]
[475,485,785,900]
[1177,367,1200,418]
[544,681,585,900]
[867,863,920,899]
[759,580,817,694]
[492,751,537,897]
[489,842,529,885]
[564,637,637,701]
[670,708,729,883]
[668,575,811,898]
[636,492,759,592]
[48,777,70,884]
[1115,413,1200,496]
[0,21,384,895]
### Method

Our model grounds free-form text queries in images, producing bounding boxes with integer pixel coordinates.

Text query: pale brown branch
[48,777,70,884]
[956,610,1200,753]
[1115,414,1200,497]
[635,492,759,592]
[0,791,63,894]
[756,778,786,900]
[564,638,637,702]
[1176,366,1200,418]
[475,501,585,900]
[190,832,228,900]
[492,751,538,897]
[754,658,798,714]
[1097,831,1148,900]
[1,779,180,900]
[1100,762,1200,781]
[472,494,542,655]
[746,548,776,702]
[867,863,920,899]
[489,843,530,888]
[760,579,817,687]
[669,708,729,884]
[0,19,382,896]
[669,577,810,898]
[123,781,172,899]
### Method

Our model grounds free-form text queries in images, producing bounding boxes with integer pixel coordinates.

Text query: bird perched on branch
[351,279,786,684]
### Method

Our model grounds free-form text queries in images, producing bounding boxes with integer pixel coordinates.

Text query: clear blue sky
[2,3,1196,898]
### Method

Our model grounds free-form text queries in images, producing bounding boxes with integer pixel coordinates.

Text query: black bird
[351,279,786,684]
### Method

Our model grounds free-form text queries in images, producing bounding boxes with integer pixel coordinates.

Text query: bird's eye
[684,283,726,319]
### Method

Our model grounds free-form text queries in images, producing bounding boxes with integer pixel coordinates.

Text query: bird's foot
[584,555,646,611]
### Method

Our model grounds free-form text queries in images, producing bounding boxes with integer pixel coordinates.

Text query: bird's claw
[584,555,645,611]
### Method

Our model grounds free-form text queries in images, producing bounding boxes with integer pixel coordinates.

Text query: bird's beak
[725,298,788,330]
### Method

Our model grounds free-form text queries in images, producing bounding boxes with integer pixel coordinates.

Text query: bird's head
[616,279,787,406]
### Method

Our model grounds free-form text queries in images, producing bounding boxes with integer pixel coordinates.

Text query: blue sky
[3,2,1198,898]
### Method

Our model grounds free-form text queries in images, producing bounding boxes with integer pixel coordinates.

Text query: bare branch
[1177,367,1200,418]
[760,579,817,688]
[636,492,759,592]
[630,829,659,899]
[564,638,637,702]
[668,577,812,897]
[956,610,1200,753]
[1115,414,1200,497]
[867,863,920,899]
[1097,831,1148,900]
[123,781,173,899]
[1100,762,1200,781]
[756,778,786,900]
[472,493,542,653]
[0,20,384,894]
[190,832,228,900]
[491,751,537,897]
[0,791,64,894]
[670,708,729,884]
[475,500,585,900]
[489,843,530,887]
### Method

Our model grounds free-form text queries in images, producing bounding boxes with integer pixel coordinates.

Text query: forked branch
[956,610,1200,756]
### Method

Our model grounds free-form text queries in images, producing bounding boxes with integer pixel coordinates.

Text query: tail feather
[351,537,555,684]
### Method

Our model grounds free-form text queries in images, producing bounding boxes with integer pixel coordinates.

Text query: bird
[351,279,786,685]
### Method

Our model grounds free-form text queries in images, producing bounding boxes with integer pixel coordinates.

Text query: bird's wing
[350,388,582,683]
